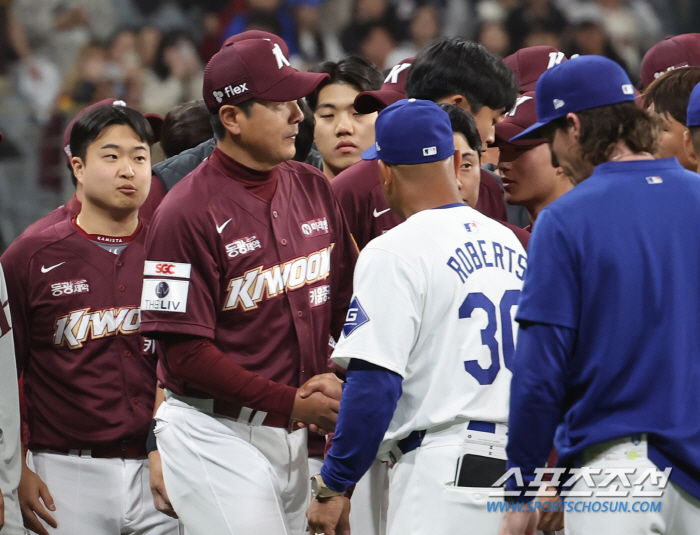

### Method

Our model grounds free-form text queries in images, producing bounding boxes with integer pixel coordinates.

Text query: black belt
[398,420,498,456]
[34,439,148,459]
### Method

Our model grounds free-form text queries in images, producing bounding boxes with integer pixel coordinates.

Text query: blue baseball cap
[687,82,700,127]
[362,98,455,164]
[511,55,637,141]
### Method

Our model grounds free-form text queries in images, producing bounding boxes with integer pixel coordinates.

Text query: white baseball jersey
[331,205,526,456]
[0,263,25,534]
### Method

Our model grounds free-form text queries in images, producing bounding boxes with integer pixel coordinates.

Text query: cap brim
[259,71,329,102]
[354,89,405,114]
[362,144,378,160]
[509,120,550,142]
[495,122,546,146]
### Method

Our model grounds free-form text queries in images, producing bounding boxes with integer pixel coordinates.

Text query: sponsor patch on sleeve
[141,279,189,313]
[144,261,192,279]
[342,297,370,338]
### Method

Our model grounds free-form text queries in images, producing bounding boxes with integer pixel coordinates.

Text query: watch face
[311,475,321,496]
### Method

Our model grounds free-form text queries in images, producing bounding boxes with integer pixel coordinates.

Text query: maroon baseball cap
[354,58,414,114]
[494,92,547,147]
[640,34,700,89]
[221,30,290,60]
[503,46,568,93]
[203,39,328,113]
[63,99,163,167]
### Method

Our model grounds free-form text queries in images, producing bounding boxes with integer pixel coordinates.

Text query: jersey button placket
[281,239,287,246]
[119,284,125,292]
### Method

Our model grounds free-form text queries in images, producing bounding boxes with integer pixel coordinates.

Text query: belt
[165,390,292,430]
[389,420,502,463]
[34,439,148,459]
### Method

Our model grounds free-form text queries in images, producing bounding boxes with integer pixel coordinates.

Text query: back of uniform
[0,264,24,534]
[331,203,526,534]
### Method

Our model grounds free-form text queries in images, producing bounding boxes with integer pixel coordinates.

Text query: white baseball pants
[566,437,700,535]
[27,450,181,534]
[155,395,309,535]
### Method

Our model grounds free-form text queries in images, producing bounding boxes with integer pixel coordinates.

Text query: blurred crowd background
[0,0,698,249]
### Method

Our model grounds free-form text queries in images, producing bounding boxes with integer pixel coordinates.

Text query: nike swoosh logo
[41,262,65,273]
[216,218,233,234]
[373,208,391,217]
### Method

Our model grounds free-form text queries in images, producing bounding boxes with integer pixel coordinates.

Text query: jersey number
[459,290,520,385]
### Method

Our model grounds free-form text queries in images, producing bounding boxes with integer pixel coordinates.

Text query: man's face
[237,99,304,168]
[497,142,560,206]
[469,105,505,147]
[453,133,481,208]
[543,122,591,184]
[651,107,695,171]
[313,83,377,178]
[73,124,151,215]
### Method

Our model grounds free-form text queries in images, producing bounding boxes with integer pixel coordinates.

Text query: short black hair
[161,100,213,159]
[294,98,315,163]
[210,98,256,140]
[438,104,482,155]
[406,38,518,114]
[69,105,153,163]
[306,56,384,111]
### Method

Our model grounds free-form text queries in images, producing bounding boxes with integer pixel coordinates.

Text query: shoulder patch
[342,297,370,338]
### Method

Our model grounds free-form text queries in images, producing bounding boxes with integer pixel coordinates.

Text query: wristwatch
[311,474,344,499]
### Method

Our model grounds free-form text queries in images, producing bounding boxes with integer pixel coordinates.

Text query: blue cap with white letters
[362,98,455,165]
[511,55,637,141]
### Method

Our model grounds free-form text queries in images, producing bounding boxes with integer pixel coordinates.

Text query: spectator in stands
[504,0,566,54]
[477,20,511,58]
[160,100,213,159]
[340,0,406,59]
[386,5,442,67]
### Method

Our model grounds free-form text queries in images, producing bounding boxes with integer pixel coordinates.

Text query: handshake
[291,373,344,434]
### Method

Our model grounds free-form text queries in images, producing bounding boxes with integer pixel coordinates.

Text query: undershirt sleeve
[505,321,575,502]
[321,359,402,492]
[163,335,297,418]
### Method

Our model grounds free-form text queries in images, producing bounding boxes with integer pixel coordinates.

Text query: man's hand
[536,487,564,532]
[18,459,56,535]
[498,510,539,535]
[299,373,343,402]
[148,451,178,519]
[307,496,350,535]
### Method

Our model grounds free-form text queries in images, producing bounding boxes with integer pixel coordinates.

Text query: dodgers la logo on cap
[362,99,454,165]
[511,55,636,141]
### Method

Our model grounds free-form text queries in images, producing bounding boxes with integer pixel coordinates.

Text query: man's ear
[377,160,392,188]
[71,156,85,186]
[567,113,581,139]
[438,94,472,113]
[219,104,246,137]
[684,129,698,171]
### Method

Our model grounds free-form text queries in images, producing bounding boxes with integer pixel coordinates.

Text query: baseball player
[684,81,700,172]
[494,92,573,230]
[0,263,24,535]
[1,104,180,535]
[307,99,527,535]
[306,56,383,180]
[639,33,700,89]
[139,39,357,535]
[500,56,700,535]
[643,67,700,171]
[331,38,518,251]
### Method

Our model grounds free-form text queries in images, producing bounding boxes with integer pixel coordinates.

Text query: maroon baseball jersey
[0,220,157,450]
[331,160,512,249]
[140,147,357,399]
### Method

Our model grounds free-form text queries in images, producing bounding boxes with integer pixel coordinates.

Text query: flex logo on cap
[272,43,290,69]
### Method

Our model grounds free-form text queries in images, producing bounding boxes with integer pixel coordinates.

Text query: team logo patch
[144,261,191,279]
[646,176,663,184]
[141,279,189,313]
[225,236,262,258]
[300,217,330,237]
[553,99,565,110]
[309,285,330,307]
[342,297,369,338]
[464,222,479,233]
[54,306,140,349]
[51,279,90,297]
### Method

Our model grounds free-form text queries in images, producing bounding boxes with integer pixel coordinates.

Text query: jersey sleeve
[140,205,219,339]
[515,208,580,329]
[331,246,426,377]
